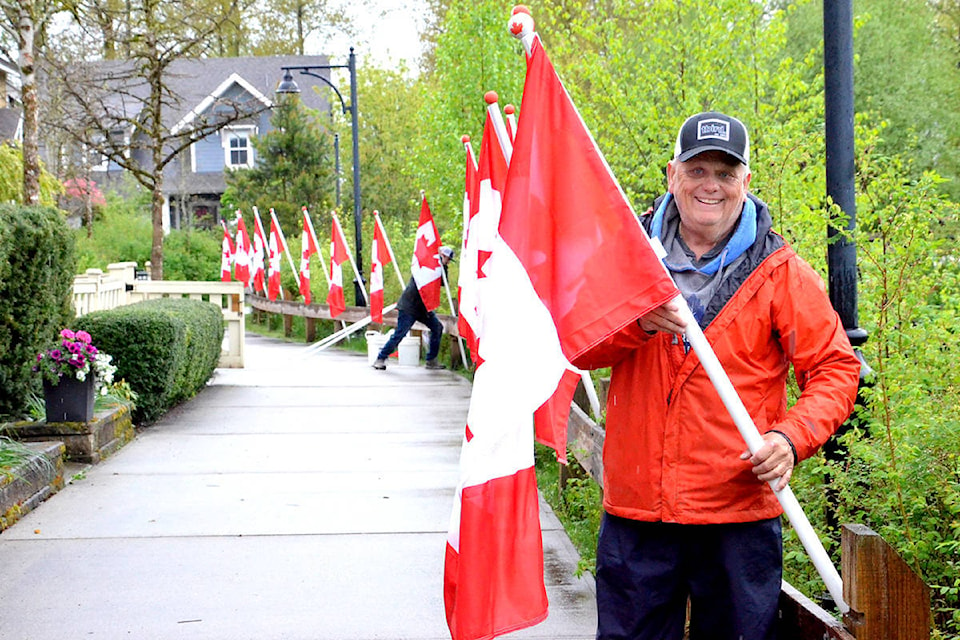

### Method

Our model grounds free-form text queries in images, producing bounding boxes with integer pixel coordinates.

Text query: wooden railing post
[841,523,931,639]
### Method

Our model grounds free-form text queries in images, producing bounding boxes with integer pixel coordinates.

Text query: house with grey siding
[50,55,334,231]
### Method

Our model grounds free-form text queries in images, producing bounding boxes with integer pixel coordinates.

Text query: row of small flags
[219,199,450,326]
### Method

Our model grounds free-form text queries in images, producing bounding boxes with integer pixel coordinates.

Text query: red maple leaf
[415,234,439,269]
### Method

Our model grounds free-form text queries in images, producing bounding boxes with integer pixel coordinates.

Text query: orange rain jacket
[576,199,861,525]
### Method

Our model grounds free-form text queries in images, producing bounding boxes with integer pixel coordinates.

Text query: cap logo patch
[697,119,730,142]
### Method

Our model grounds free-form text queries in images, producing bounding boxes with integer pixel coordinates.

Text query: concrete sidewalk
[0,334,596,639]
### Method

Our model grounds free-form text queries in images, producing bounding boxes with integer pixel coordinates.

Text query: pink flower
[75,330,92,343]
[60,329,76,340]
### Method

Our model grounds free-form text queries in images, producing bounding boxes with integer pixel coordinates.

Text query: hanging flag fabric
[411,195,443,312]
[250,211,268,294]
[220,221,235,282]
[443,12,680,640]
[327,215,351,318]
[299,209,319,304]
[233,212,252,287]
[457,136,481,357]
[267,216,283,301]
[370,217,392,323]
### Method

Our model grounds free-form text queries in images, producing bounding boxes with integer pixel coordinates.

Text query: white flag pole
[333,211,369,305]
[486,93,513,163]
[508,5,847,614]
[439,264,468,367]
[302,206,331,288]
[271,208,300,282]
[504,103,518,142]
[374,210,406,290]
[304,303,398,354]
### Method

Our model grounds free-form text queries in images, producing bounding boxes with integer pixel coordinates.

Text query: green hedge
[0,205,76,418]
[74,298,224,423]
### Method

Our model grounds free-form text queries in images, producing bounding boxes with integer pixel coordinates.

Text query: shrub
[161,228,222,282]
[74,298,224,423]
[0,204,76,418]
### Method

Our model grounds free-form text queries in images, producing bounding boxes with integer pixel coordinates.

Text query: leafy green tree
[221,94,335,234]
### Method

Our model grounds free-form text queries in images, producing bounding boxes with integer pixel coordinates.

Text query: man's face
[666,150,751,245]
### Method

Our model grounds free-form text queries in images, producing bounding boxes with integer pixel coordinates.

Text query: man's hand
[741,432,795,491]
[638,298,687,335]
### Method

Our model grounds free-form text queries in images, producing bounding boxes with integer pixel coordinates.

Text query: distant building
[46,55,335,231]
[0,56,22,142]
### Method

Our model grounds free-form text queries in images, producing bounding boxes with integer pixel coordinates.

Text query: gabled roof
[170,72,273,134]
[78,54,335,134]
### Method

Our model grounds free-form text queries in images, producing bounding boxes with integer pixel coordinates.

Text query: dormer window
[223,126,255,169]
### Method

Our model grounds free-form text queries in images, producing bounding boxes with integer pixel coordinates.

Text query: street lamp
[277,48,365,306]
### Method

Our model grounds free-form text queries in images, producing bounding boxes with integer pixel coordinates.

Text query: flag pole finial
[484,90,499,105]
[504,104,515,115]
[461,134,470,143]
[509,6,534,38]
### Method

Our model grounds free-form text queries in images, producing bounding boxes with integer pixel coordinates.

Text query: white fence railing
[71,262,245,368]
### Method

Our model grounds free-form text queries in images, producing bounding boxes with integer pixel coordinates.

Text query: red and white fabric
[326,215,350,318]
[443,28,679,640]
[267,215,283,301]
[457,138,481,356]
[233,212,252,287]
[298,209,319,304]
[250,211,268,294]
[411,195,443,312]
[220,220,234,282]
[370,217,392,324]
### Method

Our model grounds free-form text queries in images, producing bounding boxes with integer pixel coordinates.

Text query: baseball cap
[673,111,750,166]
[439,246,455,260]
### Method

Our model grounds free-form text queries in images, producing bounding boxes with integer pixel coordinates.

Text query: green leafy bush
[161,229,222,282]
[74,298,224,423]
[0,204,76,418]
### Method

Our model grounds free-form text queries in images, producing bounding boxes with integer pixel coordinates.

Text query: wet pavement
[0,333,597,639]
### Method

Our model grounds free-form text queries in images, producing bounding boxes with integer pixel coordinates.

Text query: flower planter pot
[43,376,95,423]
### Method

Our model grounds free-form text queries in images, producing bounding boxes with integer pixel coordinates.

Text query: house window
[223,127,255,169]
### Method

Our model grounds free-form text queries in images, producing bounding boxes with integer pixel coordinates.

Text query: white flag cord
[440,265,468,367]
[375,211,407,289]
[675,293,848,613]
[302,208,331,288]
[333,212,370,305]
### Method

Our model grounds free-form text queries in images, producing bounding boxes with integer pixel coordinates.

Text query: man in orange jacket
[583,112,861,639]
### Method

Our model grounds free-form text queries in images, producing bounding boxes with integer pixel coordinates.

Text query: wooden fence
[71,262,246,368]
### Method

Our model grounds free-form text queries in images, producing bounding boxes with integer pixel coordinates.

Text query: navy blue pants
[377,309,443,361]
[595,513,782,640]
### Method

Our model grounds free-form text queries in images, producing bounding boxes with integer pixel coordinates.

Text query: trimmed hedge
[74,298,224,423]
[0,205,76,418]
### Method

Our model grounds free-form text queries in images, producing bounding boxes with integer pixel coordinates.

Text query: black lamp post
[277,48,365,306]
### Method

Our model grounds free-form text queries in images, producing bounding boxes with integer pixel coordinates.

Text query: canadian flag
[458,97,511,368]
[443,19,679,640]
[370,214,392,324]
[233,212,252,287]
[326,214,351,318]
[220,220,235,282]
[267,214,284,301]
[299,208,319,304]
[250,209,268,294]
[411,194,443,312]
[456,135,480,357]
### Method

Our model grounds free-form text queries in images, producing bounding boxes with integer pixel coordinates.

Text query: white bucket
[397,335,421,366]
[366,331,388,365]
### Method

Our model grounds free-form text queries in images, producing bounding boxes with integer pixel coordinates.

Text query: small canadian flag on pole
[233,211,252,287]
[299,208,320,304]
[250,207,268,294]
[326,213,351,318]
[369,212,393,324]
[411,192,443,312]
[267,214,284,301]
[220,220,234,282]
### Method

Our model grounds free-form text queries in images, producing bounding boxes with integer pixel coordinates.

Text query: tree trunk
[19,0,40,205]
[151,179,165,280]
